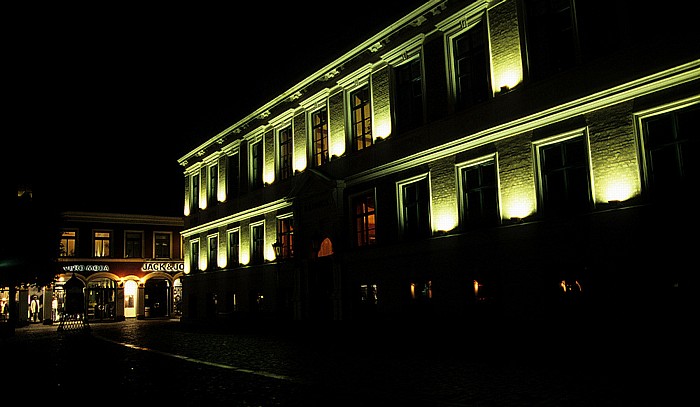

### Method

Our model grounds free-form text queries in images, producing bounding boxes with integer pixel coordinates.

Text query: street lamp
[272,240,282,260]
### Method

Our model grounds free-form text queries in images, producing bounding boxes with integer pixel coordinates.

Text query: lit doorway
[124,280,138,318]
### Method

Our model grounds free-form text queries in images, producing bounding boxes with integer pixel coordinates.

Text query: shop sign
[141,262,185,272]
[62,264,110,272]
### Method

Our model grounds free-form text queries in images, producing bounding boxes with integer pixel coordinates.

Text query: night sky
[6,2,426,216]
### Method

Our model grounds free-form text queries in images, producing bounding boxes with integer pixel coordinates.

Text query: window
[250,223,264,264]
[228,152,240,199]
[352,191,376,247]
[250,140,263,190]
[278,125,293,180]
[311,108,329,166]
[190,240,199,273]
[154,232,171,259]
[59,230,77,257]
[208,235,218,270]
[94,231,111,257]
[191,174,200,211]
[461,160,500,227]
[125,231,143,258]
[523,0,579,81]
[276,217,294,259]
[398,176,431,240]
[394,58,424,133]
[641,104,699,199]
[208,164,218,205]
[228,229,240,267]
[452,19,490,109]
[360,284,378,305]
[537,135,591,215]
[350,85,373,151]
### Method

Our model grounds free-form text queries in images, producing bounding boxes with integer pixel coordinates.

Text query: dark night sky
[6,2,427,217]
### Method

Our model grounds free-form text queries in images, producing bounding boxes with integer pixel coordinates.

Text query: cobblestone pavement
[3,318,689,406]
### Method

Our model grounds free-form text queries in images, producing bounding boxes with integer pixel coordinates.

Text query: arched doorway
[144,279,170,318]
[123,280,138,318]
[86,278,116,321]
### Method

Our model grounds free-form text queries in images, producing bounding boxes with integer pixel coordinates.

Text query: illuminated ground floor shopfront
[2,260,185,325]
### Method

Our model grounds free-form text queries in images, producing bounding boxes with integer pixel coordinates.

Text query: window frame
[350,189,377,247]
[124,230,144,259]
[457,154,501,228]
[227,228,240,268]
[154,231,172,259]
[92,229,112,258]
[534,128,593,216]
[396,173,432,240]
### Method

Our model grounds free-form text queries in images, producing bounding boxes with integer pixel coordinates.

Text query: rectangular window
[208,164,218,205]
[641,104,699,199]
[276,217,294,259]
[251,223,264,264]
[461,160,500,227]
[190,240,199,272]
[208,235,218,270]
[191,174,200,211]
[94,231,111,258]
[59,230,77,257]
[523,0,579,81]
[352,191,376,247]
[278,125,293,180]
[350,85,373,151]
[394,58,424,133]
[250,140,263,190]
[538,135,591,215]
[125,231,143,258]
[311,108,329,166]
[228,230,240,267]
[399,177,431,240]
[360,284,378,305]
[228,152,240,199]
[453,19,490,108]
[154,232,171,259]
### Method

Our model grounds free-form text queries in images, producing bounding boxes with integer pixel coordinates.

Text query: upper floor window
[250,140,264,190]
[250,223,265,265]
[311,108,329,166]
[398,176,431,240]
[208,235,218,270]
[59,230,77,257]
[190,240,200,273]
[125,231,143,258]
[208,164,218,205]
[278,125,293,180]
[536,133,591,216]
[452,19,490,109]
[154,232,171,259]
[460,159,500,227]
[191,174,200,212]
[394,58,424,133]
[641,103,699,199]
[276,217,294,260]
[523,0,579,81]
[228,152,240,199]
[228,229,240,267]
[93,231,111,258]
[350,85,373,151]
[352,191,376,247]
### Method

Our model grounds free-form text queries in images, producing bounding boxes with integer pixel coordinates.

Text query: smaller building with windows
[46,211,185,323]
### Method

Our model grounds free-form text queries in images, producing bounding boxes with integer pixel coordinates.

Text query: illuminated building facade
[179,0,698,325]
[47,212,185,323]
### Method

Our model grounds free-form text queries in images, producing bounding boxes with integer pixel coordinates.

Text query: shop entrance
[86,278,116,321]
[144,279,170,318]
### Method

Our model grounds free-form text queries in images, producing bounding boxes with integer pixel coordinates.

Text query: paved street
[3,318,689,406]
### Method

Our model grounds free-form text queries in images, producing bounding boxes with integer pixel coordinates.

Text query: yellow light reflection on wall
[494,67,522,92]
[263,171,275,185]
[374,121,391,141]
[433,206,458,232]
[597,175,638,203]
[294,156,307,173]
[502,193,535,219]
[330,140,345,158]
